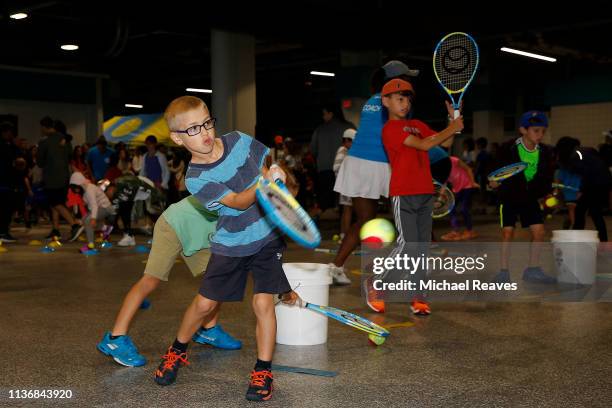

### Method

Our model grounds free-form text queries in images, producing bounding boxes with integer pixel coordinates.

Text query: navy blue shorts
[199,238,291,302]
[500,201,543,228]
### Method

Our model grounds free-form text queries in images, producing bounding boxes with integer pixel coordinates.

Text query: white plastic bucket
[551,230,599,285]
[275,263,332,345]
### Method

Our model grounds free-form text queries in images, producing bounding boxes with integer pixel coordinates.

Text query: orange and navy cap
[381,79,414,97]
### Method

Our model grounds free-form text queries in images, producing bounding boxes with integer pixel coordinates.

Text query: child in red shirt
[377,78,463,315]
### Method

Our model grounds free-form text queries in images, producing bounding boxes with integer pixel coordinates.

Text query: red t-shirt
[382,119,436,196]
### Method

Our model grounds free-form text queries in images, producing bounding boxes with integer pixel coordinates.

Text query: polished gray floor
[1,214,612,407]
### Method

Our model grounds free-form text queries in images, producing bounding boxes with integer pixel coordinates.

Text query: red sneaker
[363,276,385,313]
[410,299,431,316]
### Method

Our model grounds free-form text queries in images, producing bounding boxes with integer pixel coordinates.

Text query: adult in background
[169,148,189,202]
[556,136,611,242]
[331,60,419,285]
[36,118,81,240]
[70,145,91,180]
[140,135,170,192]
[0,122,19,242]
[87,136,115,182]
[310,103,353,216]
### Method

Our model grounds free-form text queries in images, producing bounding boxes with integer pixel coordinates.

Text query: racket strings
[267,190,316,241]
[432,184,454,217]
[434,33,478,92]
[339,312,387,335]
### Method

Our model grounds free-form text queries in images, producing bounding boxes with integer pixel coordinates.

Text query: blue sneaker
[97,332,147,367]
[522,267,557,284]
[192,325,242,350]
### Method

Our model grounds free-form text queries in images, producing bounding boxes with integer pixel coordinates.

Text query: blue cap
[520,111,548,128]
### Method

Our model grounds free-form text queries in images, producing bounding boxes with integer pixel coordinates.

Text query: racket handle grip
[269,164,286,183]
[453,108,461,135]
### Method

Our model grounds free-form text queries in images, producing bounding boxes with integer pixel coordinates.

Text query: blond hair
[164,96,208,129]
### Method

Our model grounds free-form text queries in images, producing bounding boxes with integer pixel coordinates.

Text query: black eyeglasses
[173,118,216,136]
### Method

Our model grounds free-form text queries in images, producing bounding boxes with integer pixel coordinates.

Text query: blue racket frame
[256,177,321,248]
[488,162,528,182]
[552,183,580,192]
[432,181,455,219]
[305,302,390,338]
[433,32,480,118]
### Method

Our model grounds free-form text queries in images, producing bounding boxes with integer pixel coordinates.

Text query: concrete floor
[1,213,612,407]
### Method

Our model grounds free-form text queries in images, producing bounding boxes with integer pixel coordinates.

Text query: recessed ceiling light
[10,13,28,20]
[500,47,556,62]
[186,88,213,94]
[125,104,143,109]
[310,71,335,77]
[60,44,79,51]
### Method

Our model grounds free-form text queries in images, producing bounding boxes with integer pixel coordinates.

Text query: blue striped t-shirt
[185,131,279,257]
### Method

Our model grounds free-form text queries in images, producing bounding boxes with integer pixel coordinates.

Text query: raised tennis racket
[305,303,390,338]
[488,162,528,182]
[256,177,321,248]
[552,183,579,192]
[432,181,455,219]
[433,32,480,127]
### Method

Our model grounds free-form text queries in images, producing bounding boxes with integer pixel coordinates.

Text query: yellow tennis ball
[545,197,558,208]
[360,218,396,248]
[368,333,386,346]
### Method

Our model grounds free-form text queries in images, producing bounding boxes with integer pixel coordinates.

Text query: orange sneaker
[410,299,431,316]
[460,230,478,240]
[363,276,385,313]
[441,231,462,241]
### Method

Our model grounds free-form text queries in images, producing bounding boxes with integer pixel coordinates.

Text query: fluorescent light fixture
[500,47,556,62]
[125,104,143,109]
[310,71,335,77]
[10,13,28,20]
[60,44,79,51]
[186,88,213,94]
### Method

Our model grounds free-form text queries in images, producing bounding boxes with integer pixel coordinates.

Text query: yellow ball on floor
[368,333,386,346]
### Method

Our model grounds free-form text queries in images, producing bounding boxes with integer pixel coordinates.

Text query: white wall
[0,98,99,146]
[550,102,612,148]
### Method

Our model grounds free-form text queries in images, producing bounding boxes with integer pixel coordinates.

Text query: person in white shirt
[69,171,116,252]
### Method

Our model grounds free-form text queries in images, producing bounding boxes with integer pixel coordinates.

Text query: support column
[211,30,256,136]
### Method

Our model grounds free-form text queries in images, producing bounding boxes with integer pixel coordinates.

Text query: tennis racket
[552,183,579,192]
[433,32,480,128]
[432,181,455,219]
[305,303,390,338]
[256,176,321,248]
[488,162,528,182]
